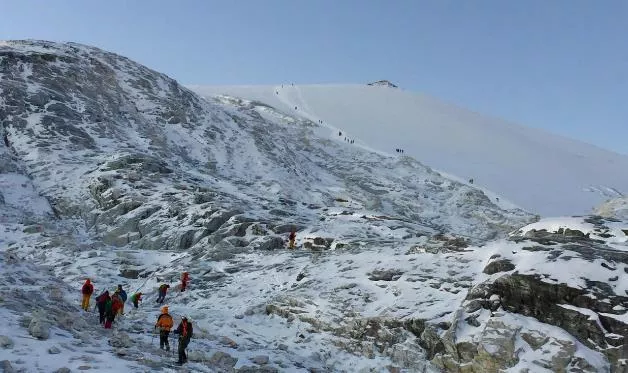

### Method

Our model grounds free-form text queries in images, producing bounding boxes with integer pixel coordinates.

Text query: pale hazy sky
[1,0,626,154]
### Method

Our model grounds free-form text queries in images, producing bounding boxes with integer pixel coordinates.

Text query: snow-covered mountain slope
[0,40,531,250]
[189,84,628,217]
[3,40,628,372]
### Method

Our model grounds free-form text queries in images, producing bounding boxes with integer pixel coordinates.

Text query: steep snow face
[189,84,628,216]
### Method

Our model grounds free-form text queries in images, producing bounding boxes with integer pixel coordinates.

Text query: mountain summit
[367,79,398,88]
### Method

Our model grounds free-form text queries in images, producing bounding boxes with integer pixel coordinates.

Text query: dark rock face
[368,269,404,281]
[469,268,628,367]
[482,259,515,274]
[119,268,140,279]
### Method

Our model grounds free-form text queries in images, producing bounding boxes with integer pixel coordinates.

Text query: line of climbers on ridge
[80,271,193,365]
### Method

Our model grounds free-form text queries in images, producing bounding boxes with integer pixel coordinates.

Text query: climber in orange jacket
[155,306,174,351]
[81,278,94,311]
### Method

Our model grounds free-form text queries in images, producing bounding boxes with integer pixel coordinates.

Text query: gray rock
[54,369,71,373]
[187,350,211,362]
[0,336,14,349]
[28,316,50,340]
[251,355,269,365]
[483,259,515,275]
[1,360,14,373]
[119,267,140,279]
[521,332,549,350]
[22,225,42,234]
[109,331,132,348]
[252,236,285,251]
[474,319,520,370]
[368,269,404,281]
[237,366,279,373]
[48,346,61,354]
[210,351,238,370]
[219,336,238,348]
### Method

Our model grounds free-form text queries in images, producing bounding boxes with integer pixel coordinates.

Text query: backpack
[157,313,174,330]
[96,292,107,304]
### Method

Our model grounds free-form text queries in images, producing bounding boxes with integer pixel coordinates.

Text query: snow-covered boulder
[210,351,238,370]
[1,360,15,373]
[251,355,269,365]
[28,315,50,340]
[47,346,61,354]
[0,336,13,349]
[108,331,132,348]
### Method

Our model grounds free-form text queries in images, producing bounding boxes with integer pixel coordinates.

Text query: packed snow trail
[272,84,390,158]
[190,83,628,216]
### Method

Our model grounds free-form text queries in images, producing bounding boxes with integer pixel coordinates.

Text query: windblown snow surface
[189,84,628,217]
[1,40,628,372]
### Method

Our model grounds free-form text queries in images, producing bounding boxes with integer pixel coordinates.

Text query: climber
[174,316,194,365]
[95,290,110,324]
[117,284,127,314]
[103,295,114,329]
[81,278,94,311]
[155,306,174,351]
[339,131,342,136]
[111,290,124,317]
[156,284,170,304]
[130,292,142,308]
[181,272,190,292]
[288,227,296,249]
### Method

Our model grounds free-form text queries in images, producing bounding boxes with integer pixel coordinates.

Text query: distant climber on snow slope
[288,227,296,249]
[181,272,190,292]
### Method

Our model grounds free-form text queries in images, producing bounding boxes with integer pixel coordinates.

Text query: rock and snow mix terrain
[188,84,628,217]
[0,40,627,372]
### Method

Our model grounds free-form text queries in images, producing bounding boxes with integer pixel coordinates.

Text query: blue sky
[1,0,626,154]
